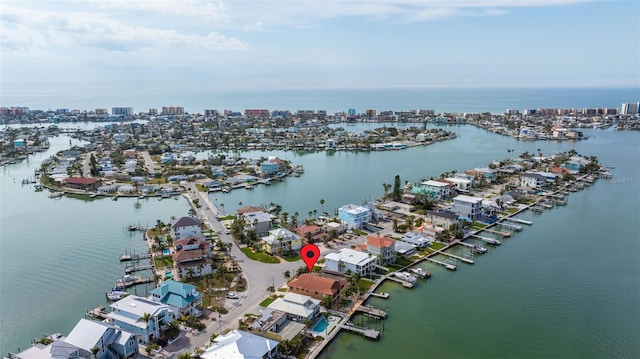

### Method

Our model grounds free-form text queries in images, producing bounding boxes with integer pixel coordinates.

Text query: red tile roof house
[296,224,325,243]
[172,237,213,280]
[366,234,397,265]
[287,273,346,305]
[63,177,100,191]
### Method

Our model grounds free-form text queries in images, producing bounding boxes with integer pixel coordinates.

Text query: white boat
[106,289,129,301]
[409,267,431,278]
[48,191,64,198]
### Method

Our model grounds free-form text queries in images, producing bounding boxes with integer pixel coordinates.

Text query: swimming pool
[163,248,171,255]
[312,317,327,332]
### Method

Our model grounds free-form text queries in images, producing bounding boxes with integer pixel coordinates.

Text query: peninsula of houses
[4,139,613,359]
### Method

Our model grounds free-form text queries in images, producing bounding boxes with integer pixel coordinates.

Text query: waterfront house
[452,195,483,221]
[261,228,302,255]
[394,240,417,256]
[250,307,303,342]
[445,177,473,192]
[171,216,202,239]
[107,295,179,344]
[172,237,212,280]
[296,224,324,243]
[241,211,273,237]
[413,180,452,200]
[267,293,321,322]
[366,235,397,265]
[424,210,460,229]
[2,334,87,359]
[200,329,279,359]
[63,177,100,191]
[337,204,372,229]
[65,319,138,359]
[402,230,432,248]
[287,273,346,305]
[150,280,202,317]
[260,158,286,175]
[521,173,547,189]
[562,156,589,173]
[324,248,376,276]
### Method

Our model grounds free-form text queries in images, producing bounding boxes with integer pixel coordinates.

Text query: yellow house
[262,228,302,255]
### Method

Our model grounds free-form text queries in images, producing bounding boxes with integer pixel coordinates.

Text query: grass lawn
[358,279,374,293]
[429,242,446,251]
[506,207,518,214]
[219,215,236,221]
[259,297,277,307]
[395,257,413,267]
[282,254,301,262]
[154,256,174,268]
[242,247,280,264]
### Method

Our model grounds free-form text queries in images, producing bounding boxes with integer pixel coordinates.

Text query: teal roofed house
[150,280,202,317]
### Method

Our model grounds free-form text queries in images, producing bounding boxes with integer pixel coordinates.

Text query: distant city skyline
[1,0,639,107]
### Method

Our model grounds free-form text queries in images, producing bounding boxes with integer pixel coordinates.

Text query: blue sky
[1,0,639,102]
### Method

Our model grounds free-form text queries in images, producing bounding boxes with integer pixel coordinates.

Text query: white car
[226,293,239,299]
[224,229,230,235]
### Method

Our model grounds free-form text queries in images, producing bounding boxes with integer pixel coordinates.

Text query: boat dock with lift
[424,257,457,271]
[440,251,474,264]
[504,217,533,225]
[341,322,380,340]
[124,263,153,274]
[499,222,523,232]
[370,292,389,299]
[119,252,151,262]
[355,304,387,319]
[455,240,488,253]
[471,234,502,245]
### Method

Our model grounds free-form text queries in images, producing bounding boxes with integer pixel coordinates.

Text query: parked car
[226,293,238,299]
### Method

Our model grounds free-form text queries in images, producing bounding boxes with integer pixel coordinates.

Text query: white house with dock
[324,248,376,276]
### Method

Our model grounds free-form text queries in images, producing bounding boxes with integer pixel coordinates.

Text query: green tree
[393,175,402,201]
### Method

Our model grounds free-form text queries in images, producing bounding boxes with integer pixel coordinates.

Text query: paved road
[141,151,157,174]
[177,183,304,354]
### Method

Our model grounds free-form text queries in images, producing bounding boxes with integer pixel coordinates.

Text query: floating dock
[342,323,380,340]
[471,235,502,245]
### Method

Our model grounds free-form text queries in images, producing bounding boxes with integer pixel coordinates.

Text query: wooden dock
[425,257,457,271]
[355,305,387,319]
[471,234,502,245]
[124,264,153,274]
[370,292,389,299]
[455,241,488,253]
[440,251,474,264]
[504,217,533,225]
[482,228,511,237]
[386,274,415,288]
[114,277,153,289]
[499,222,522,232]
[119,253,151,262]
[86,305,109,320]
[342,323,380,340]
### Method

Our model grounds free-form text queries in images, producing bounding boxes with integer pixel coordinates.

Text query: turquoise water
[312,318,328,333]
[1,119,638,356]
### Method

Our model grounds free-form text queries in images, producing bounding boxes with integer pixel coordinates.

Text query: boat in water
[409,267,431,278]
[48,191,64,199]
[106,289,129,301]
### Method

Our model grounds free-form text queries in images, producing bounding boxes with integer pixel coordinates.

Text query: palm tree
[284,270,291,281]
[319,198,325,213]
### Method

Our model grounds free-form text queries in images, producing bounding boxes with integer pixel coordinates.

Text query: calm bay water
[1,88,639,357]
